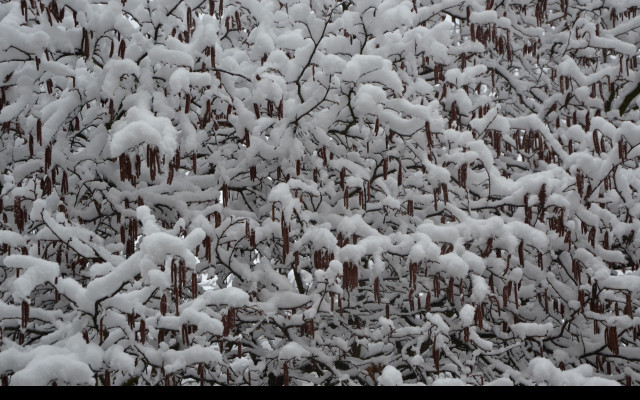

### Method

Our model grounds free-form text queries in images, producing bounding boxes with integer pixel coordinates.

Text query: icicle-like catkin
[21,301,29,329]
[518,240,524,267]
[281,212,289,262]
[344,187,349,208]
[139,319,146,344]
[222,183,229,207]
[160,293,167,316]
[383,158,388,179]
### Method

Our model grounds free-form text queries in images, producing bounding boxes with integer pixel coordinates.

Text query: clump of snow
[110,102,178,157]
[510,323,553,339]
[377,365,403,386]
[484,377,514,386]
[527,358,619,386]
[6,256,59,301]
[470,274,489,303]
[431,377,469,386]
[459,304,475,327]
[278,342,311,361]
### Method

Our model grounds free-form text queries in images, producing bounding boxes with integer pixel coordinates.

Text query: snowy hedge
[1,0,640,386]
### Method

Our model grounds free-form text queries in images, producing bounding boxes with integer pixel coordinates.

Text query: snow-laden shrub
[1,0,639,386]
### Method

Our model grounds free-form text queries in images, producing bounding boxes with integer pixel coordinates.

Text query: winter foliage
[1,0,640,386]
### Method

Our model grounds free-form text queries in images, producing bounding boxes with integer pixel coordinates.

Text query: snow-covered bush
[1,0,640,386]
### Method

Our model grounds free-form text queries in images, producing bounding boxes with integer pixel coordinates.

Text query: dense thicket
[1,0,640,386]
